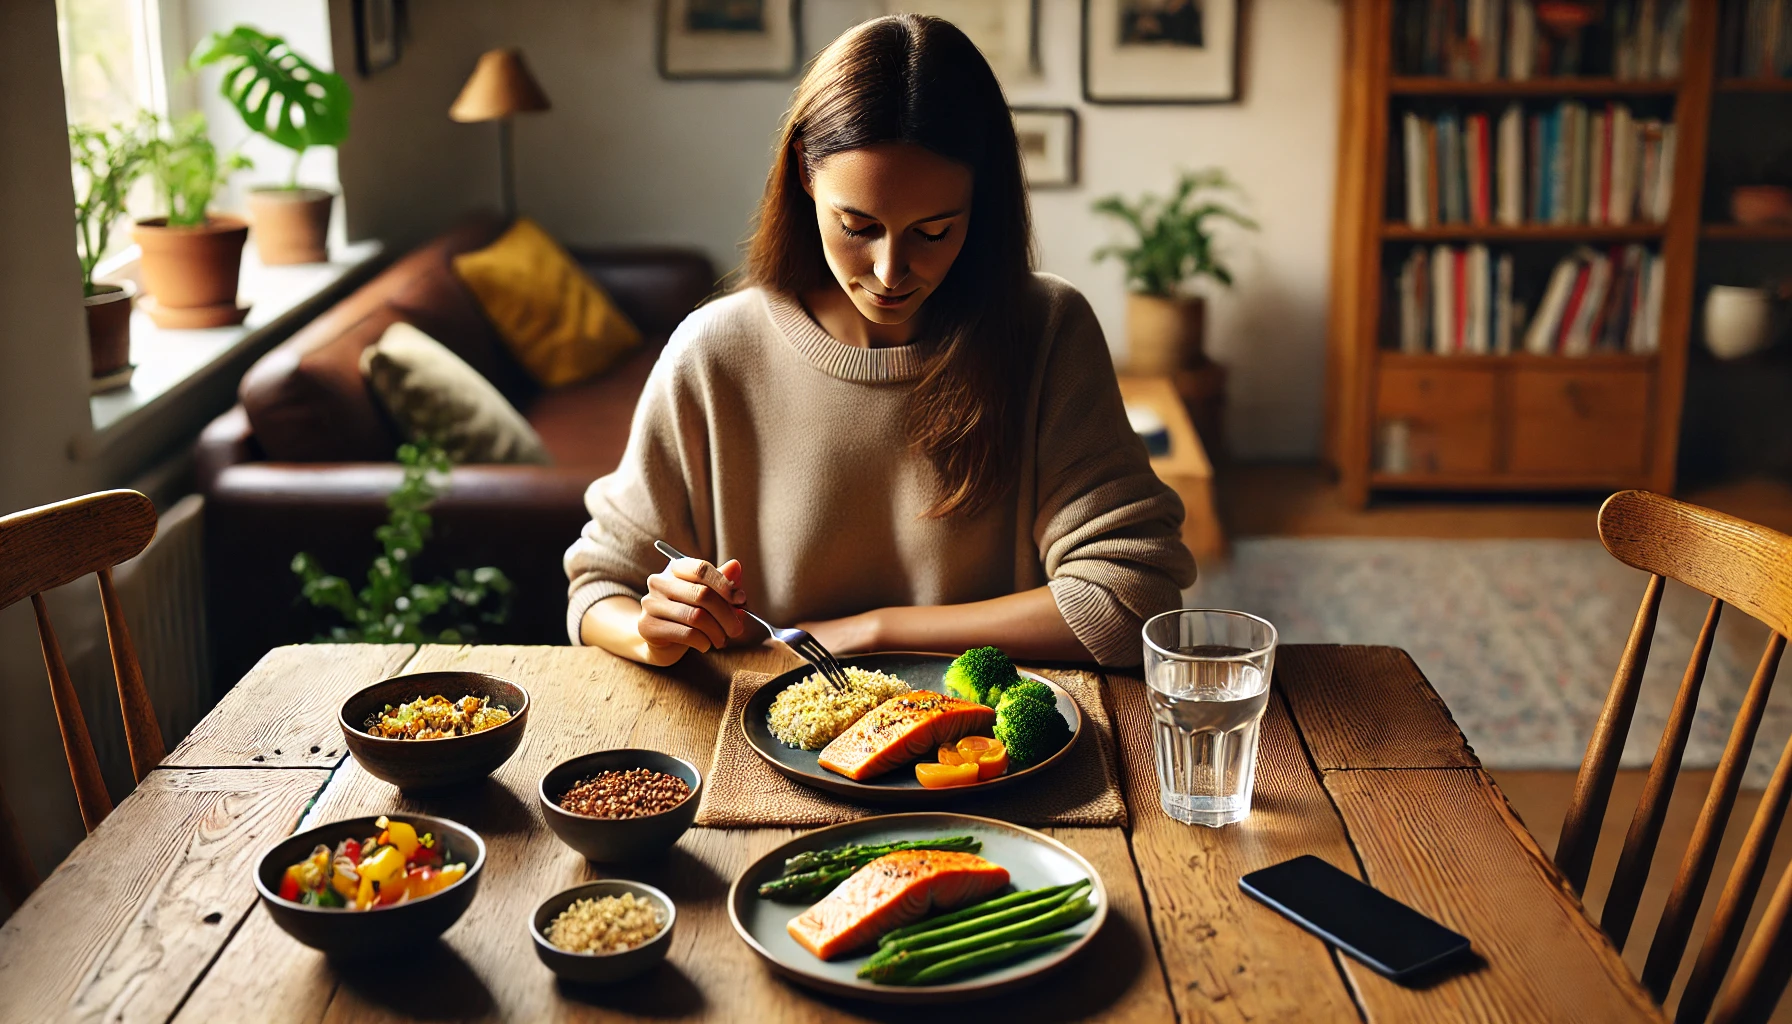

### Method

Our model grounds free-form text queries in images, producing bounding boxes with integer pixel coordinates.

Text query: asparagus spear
[876,881,1083,947]
[755,864,858,902]
[866,881,1091,964]
[780,835,980,875]
[858,897,1096,983]
[903,933,1079,986]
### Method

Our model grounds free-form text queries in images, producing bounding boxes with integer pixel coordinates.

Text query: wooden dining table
[0,642,1662,1022]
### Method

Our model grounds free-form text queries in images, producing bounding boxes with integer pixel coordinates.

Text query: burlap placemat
[694,668,1128,828]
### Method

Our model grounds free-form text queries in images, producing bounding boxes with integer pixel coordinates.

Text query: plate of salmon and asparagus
[740,648,1083,803]
[727,812,1106,1003]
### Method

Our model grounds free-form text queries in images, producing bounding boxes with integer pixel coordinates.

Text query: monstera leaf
[192,26,350,174]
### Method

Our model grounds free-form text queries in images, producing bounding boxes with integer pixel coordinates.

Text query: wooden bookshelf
[1390,76,1681,97]
[1717,77,1792,93]
[1702,223,1792,241]
[1326,1,1720,507]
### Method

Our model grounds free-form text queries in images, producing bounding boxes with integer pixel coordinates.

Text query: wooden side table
[1117,374,1224,559]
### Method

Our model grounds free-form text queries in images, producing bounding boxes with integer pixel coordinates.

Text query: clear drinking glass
[1142,609,1278,827]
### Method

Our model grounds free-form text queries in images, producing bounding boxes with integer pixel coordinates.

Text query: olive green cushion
[359,321,550,465]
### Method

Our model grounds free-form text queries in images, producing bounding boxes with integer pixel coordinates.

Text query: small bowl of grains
[539,749,702,862]
[530,879,675,984]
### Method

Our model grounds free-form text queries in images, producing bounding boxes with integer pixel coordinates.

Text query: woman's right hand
[637,555,749,663]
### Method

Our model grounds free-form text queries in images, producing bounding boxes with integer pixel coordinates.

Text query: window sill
[72,239,384,460]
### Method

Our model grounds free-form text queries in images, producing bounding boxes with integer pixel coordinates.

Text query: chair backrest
[1559,490,1792,1023]
[0,490,162,840]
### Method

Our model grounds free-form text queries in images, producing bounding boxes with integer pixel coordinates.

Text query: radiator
[112,493,212,749]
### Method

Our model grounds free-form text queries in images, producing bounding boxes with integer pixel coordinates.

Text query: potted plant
[1093,168,1257,450]
[69,118,149,388]
[132,112,253,328]
[192,26,351,265]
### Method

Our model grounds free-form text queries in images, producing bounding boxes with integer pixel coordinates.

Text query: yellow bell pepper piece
[376,816,421,858]
[354,845,406,909]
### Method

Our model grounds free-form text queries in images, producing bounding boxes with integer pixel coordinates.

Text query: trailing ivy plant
[1091,169,1258,298]
[291,442,513,643]
[191,26,352,190]
[69,117,150,296]
[144,112,251,227]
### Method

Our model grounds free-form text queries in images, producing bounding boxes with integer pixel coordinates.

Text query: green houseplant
[291,442,513,643]
[192,26,352,265]
[69,118,149,385]
[1092,169,1257,450]
[131,112,253,328]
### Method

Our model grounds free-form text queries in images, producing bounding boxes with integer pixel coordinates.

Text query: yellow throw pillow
[452,217,642,388]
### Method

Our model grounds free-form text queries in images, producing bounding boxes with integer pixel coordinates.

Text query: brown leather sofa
[197,214,715,686]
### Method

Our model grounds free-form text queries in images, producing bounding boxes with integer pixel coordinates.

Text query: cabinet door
[1508,368,1651,477]
[1374,366,1497,475]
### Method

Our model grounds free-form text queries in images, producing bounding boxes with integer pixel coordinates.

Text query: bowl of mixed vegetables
[338,671,530,790]
[255,813,486,956]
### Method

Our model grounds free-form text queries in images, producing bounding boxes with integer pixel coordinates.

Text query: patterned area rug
[1188,538,1792,786]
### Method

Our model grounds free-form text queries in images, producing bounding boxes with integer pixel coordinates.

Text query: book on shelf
[1395,0,1686,79]
[1400,103,1673,227]
[1400,243,1661,357]
[1719,0,1792,78]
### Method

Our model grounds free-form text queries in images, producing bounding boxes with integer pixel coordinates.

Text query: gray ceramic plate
[727,813,1106,1003]
[740,652,1082,804]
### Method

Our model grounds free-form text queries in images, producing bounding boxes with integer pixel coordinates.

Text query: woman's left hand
[794,611,882,656]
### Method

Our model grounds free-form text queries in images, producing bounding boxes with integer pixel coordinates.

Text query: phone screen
[1239,855,1472,980]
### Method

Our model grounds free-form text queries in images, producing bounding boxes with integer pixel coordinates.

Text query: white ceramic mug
[1704,286,1773,361]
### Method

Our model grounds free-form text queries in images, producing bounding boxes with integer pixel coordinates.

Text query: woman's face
[805,142,973,327]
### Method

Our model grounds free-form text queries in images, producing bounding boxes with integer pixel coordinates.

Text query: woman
[566,14,1195,669]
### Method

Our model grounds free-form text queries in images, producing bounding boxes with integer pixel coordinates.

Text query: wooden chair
[0,489,163,903]
[1559,490,1792,1023]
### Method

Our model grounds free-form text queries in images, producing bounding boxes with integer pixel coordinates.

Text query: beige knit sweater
[563,273,1196,666]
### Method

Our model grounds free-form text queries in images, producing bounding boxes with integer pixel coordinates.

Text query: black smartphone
[1239,855,1472,982]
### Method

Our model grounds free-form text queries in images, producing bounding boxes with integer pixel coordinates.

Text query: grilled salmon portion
[818,692,997,781]
[787,849,1010,960]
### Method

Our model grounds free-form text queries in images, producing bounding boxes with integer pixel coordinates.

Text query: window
[55,0,167,129]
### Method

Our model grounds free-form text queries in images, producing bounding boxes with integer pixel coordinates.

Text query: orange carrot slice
[916,762,980,788]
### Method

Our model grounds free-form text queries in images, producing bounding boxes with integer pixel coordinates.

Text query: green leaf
[191,26,351,156]
[1089,168,1257,294]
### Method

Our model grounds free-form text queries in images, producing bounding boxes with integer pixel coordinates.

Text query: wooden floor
[1217,463,1792,1020]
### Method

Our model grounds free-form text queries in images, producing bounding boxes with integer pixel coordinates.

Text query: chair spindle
[0,782,36,908]
[96,567,164,781]
[1604,597,1725,948]
[1643,633,1788,1001]
[30,593,113,832]
[1711,853,1792,1024]
[1559,573,1666,894]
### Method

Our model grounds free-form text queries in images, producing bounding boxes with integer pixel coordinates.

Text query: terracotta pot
[83,283,133,379]
[247,188,332,264]
[1125,293,1208,375]
[1731,186,1792,226]
[132,215,249,320]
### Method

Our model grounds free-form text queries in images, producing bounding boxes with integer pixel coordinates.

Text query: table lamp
[449,47,551,220]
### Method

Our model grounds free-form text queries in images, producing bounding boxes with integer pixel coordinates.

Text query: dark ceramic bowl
[538,750,702,862]
[255,814,485,957]
[339,671,530,790]
[530,879,675,984]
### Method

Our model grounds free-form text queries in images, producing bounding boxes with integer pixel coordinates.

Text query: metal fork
[652,540,851,691]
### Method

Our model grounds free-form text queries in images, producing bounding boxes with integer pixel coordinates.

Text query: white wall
[332,0,1341,458]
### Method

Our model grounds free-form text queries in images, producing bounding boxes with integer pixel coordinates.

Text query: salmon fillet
[786,849,1010,960]
[818,692,996,781]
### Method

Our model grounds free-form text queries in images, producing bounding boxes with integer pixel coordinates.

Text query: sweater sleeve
[1033,286,1198,667]
[563,322,715,644]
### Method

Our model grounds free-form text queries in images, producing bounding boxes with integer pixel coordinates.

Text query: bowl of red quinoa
[538,749,702,862]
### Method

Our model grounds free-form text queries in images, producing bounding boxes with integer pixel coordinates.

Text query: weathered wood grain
[177,646,1171,1022]
[1274,645,1477,770]
[1325,767,1661,1022]
[162,644,419,768]
[1598,490,1792,640]
[1108,671,1365,1022]
[0,767,329,1024]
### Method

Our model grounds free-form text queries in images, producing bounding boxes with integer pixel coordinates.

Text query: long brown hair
[744,14,1035,518]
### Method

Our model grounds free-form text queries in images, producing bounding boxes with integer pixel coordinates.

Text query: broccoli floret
[990,678,1053,710]
[943,646,1020,707]
[993,691,1072,767]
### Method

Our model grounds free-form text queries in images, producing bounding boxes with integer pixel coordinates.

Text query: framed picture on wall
[1083,0,1241,104]
[660,0,801,80]
[1012,107,1078,188]
[353,0,401,76]
[887,0,1038,83]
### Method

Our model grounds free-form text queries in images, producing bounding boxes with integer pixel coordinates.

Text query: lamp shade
[450,48,550,122]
